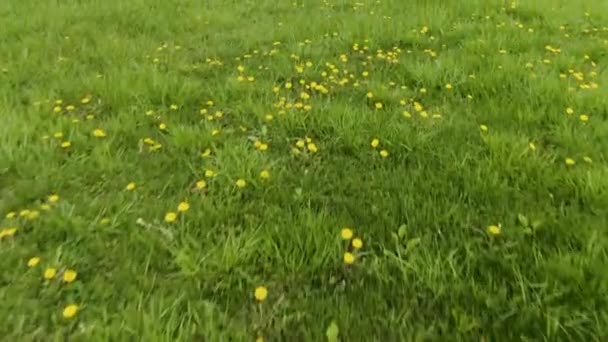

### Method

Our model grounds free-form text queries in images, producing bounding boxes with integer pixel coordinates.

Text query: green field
[1,0,607,340]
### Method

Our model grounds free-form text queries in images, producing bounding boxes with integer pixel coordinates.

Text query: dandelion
[54,132,64,138]
[170,104,178,110]
[380,150,389,158]
[445,83,453,89]
[27,257,40,267]
[565,158,575,166]
[579,114,589,122]
[53,106,62,113]
[204,170,216,178]
[566,107,574,115]
[62,269,77,283]
[254,286,268,302]
[44,267,57,280]
[165,212,177,223]
[125,182,136,191]
[374,102,383,109]
[93,129,106,138]
[343,252,355,264]
[370,138,380,148]
[307,143,318,153]
[61,141,71,148]
[236,179,247,188]
[195,180,207,189]
[177,201,190,212]
[352,238,363,249]
[0,227,17,239]
[66,105,75,111]
[403,111,412,118]
[487,225,501,236]
[5,212,16,219]
[529,142,536,151]
[159,123,168,130]
[583,156,593,163]
[201,148,212,157]
[341,228,353,240]
[62,304,79,319]
[366,92,374,98]
[48,194,59,203]
[26,210,40,220]
[81,97,91,104]
[296,139,306,148]
[260,170,270,180]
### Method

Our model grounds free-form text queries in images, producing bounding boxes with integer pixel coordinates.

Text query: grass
[1,0,607,340]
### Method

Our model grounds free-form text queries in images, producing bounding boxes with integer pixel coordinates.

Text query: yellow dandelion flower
[295,139,305,148]
[370,138,380,148]
[341,228,353,240]
[125,182,136,191]
[343,252,355,264]
[583,156,593,163]
[201,148,212,157]
[48,194,59,203]
[53,106,62,113]
[81,97,91,104]
[165,212,177,223]
[62,304,79,319]
[44,267,57,280]
[27,257,41,267]
[565,158,575,166]
[40,204,51,211]
[579,114,589,122]
[66,105,75,111]
[177,202,190,212]
[380,150,389,158]
[529,142,536,151]
[259,143,268,151]
[196,180,207,189]
[26,210,40,220]
[403,111,412,118]
[479,124,488,132]
[62,269,77,283]
[61,141,71,148]
[260,170,270,180]
[236,179,247,188]
[5,212,16,219]
[170,104,178,110]
[205,170,216,178]
[0,227,17,239]
[352,238,363,249]
[566,107,574,115]
[445,83,453,89]
[487,225,501,236]
[53,132,64,138]
[212,129,220,136]
[254,286,268,302]
[366,92,374,98]
[93,129,106,138]
[374,102,383,109]
[307,143,318,153]
[159,123,168,130]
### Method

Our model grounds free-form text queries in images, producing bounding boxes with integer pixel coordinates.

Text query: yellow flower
[579,114,589,122]
[26,210,40,220]
[366,92,374,98]
[529,142,536,151]
[565,158,575,166]
[27,257,40,267]
[170,104,178,110]
[236,179,247,188]
[374,102,383,109]
[165,212,177,223]
[62,304,79,319]
[177,201,190,212]
[81,97,91,104]
[341,228,353,240]
[201,148,212,157]
[380,150,389,158]
[44,267,57,280]
[259,143,268,151]
[5,212,16,219]
[48,194,60,203]
[40,204,51,211]
[196,180,207,189]
[125,182,136,191]
[566,107,574,115]
[583,156,593,163]
[307,143,318,153]
[61,141,71,148]
[254,286,268,302]
[53,106,62,113]
[205,170,216,178]
[54,132,64,138]
[371,138,380,148]
[93,129,106,138]
[445,83,453,89]
[66,105,75,111]
[0,227,17,239]
[352,238,363,249]
[480,124,488,132]
[343,252,355,264]
[260,170,270,180]
[159,123,168,130]
[487,225,501,236]
[403,111,412,118]
[296,139,305,148]
[63,269,77,283]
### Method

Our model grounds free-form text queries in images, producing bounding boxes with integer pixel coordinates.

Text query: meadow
[1,0,607,340]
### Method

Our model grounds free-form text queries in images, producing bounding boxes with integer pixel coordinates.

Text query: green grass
[1,0,608,340]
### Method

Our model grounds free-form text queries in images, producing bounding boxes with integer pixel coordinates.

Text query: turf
[1,0,608,340]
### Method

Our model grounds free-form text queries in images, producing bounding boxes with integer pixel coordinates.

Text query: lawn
[1,0,607,340]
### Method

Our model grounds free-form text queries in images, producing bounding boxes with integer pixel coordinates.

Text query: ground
[1,0,607,340]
